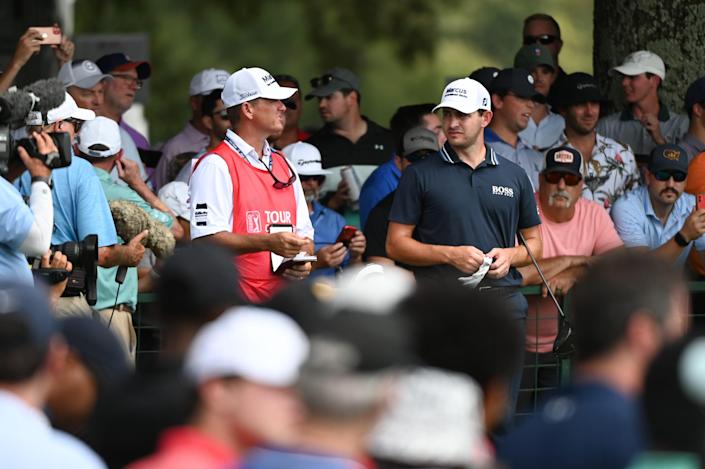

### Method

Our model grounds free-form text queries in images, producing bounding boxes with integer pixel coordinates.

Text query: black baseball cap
[468,67,500,91]
[552,72,607,107]
[649,144,689,174]
[545,146,582,176]
[306,67,360,100]
[489,68,543,102]
[96,52,152,79]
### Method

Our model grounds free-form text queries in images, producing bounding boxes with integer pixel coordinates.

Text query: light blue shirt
[518,111,565,151]
[485,128,544,190]
[16,156,118,247]
[359,157,401,230]
[309,201,349,279]
[0,177,34,284]
[611,186,705,265]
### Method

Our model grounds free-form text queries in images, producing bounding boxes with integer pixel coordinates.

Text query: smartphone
[698,194,705,210]
[336,225,357,247]
[32,26,62,45]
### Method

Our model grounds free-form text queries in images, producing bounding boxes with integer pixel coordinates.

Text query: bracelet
[31,175,52,189]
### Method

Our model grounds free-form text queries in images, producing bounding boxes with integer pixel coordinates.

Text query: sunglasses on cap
[653,170,687,182]
[300,174,325,183]
[261,154,297,189]
[544,171,582,186]
[523,34,559,45]
[310,74,352,89]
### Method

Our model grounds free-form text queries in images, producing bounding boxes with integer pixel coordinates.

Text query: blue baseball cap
[96,52,151,79]
[0,282,57,348]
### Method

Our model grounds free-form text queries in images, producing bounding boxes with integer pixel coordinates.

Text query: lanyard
[223,134,272,170]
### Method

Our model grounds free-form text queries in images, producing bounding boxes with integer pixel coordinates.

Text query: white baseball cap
[433,78,491,115]
[77,116,122,157]
[158,181,190,219]
[25,92,96,126]
[58,59,112,89]
[189,68,230,96]
[282,142,331,176]
[184,306,309,386]
[610,50,666,80]
[221,67,297,108]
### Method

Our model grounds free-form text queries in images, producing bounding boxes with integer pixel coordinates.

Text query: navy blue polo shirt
[389,142,540,287]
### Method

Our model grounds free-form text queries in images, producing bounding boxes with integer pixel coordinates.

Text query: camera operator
[14,93,146,318]
[0,131,58,285]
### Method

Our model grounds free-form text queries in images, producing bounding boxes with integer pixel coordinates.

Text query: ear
[693,102,704,118]
[190,96,200,113]
[480,109,494,128]
[202,115,214,132]
[625,312,661,361]
[491,94,503,110]
[241,101,256,121]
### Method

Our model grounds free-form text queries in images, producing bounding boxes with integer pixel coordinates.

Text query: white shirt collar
[224,129,272,168]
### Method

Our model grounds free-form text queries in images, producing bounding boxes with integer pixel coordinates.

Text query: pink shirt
[526,196,623,353]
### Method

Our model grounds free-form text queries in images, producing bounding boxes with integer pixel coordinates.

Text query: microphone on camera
[0,78,66,125]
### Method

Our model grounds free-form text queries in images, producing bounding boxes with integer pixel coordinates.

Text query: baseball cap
[184,306,309,386]
[282,142,331,176]
[545,146,582,176]
[684,76,705,114]
[648,143,689,174]
[221,67,297,108]
[189,68,230,96]
[403,126,440,158]
[609,50,666,80]
[158,181,190,219]
[552,72,607,107]
[305,67,361,100]
[96,52,152,79]
[433,78,491,115]
[77,116,122,158]
[25,92,95,126]
[514,44,556,72]
[489,68,544,101]
[58,59,112,89]
[0,282,56,349]
[468,67,500,90]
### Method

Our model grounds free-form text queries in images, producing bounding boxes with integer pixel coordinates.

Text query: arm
[517,255,589,286]
[0,29,42,93]
[97,231,148,268]
[195,230,308,258]
[117,158,174,215]
[652,208,705,261]
[485,225,542,279]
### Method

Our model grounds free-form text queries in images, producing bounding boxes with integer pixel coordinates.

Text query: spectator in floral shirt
[552,73,641,210]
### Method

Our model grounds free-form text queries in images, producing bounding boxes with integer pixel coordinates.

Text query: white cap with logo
[25,92,96,126]
[610,50,666,80]
[189,68,230,96]
[433,78,491,115]
[77,116,122,157]
[282,142,331,176]
[221,67,297,108]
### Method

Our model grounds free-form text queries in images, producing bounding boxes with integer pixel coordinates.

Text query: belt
[111,303,135,314]
[477,286,519,295]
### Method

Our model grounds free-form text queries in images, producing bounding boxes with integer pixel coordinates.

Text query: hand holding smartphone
[336,225,358,247]
[31,26,62,45]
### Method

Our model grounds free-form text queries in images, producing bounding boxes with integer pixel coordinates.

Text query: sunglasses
[261,155,297,189]
[300,175,325,183]
[65,118,84,132]
[523,34,559,45]
[653,170,687,182]
[212,109,229,119]
[544,171,582,186]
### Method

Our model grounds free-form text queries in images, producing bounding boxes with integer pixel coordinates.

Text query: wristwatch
[674,231,689,247]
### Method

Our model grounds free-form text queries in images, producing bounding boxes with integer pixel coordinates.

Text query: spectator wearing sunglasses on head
[522,13,566,79]
[611,143,705,266]
[189,67,314,303]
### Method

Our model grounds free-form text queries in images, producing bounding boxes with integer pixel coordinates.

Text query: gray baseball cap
[58,59,112,90]
[403,126,439,158]
[305,67,361,100]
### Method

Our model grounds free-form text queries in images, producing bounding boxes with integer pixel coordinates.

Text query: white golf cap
[184,306,309,386]
[189,68,230,96]
[26,92,95,126]
[221,67,297,108]
[433,78,491,115]
[158,181,190,219]
[282,142,331,176]
[57,59,112,89]
[609,50,666,80]
[77,116,122,157]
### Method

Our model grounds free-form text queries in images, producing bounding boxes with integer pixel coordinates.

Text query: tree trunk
[594,0,705,115]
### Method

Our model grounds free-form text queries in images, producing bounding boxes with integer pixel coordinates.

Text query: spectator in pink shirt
[517,146,623,411]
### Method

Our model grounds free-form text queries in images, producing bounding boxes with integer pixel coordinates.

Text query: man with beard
[283,141,366,278]
[553,73,640,211]
[517,146,623,412]
[611,143,705,266]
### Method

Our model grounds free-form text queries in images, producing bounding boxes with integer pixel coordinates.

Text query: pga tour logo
[492,185,514,198]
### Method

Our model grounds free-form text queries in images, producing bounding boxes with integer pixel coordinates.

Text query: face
[442,108,492,150]
[646,168,686,206]
[531,65,557,97]
[523,19,563,59]
[493,93,535,132]
[248,98,287,136]
[300,175,323,203]
[279,80,303,130]
[68,82,105,112]
[103,68,140,115]
[318,91,353,124]
[210,99,231,140]
[539,171,584,209]
[563,101,600,135]
[620,73,659,104]
[421,112,446,147]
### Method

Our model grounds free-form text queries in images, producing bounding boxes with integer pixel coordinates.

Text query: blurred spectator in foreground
[153,68,229,190]
[611,144,705,266]
[498,252,690,469]
[678,76,705,161]
[270,74,309,149]
[0,282,105,468]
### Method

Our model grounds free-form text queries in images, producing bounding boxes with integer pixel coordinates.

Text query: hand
[315,242,347,269]
[269,232,308,258]
[485,247,515,279]
[9,28,43,69]
[680,207,705,242]
[40,250,73,306]
[281,261,312,281]
[52,35,74,65]
[123,230,149,266]
[347,230,366,260]
[447,245,486,274]
[18,131,57,178]
[327,179,350,210]
[542,267,583,298]
[116,157,143,188]
[640,114,666,145]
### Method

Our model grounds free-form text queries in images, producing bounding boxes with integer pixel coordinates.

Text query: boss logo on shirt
[492,185,514,198]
